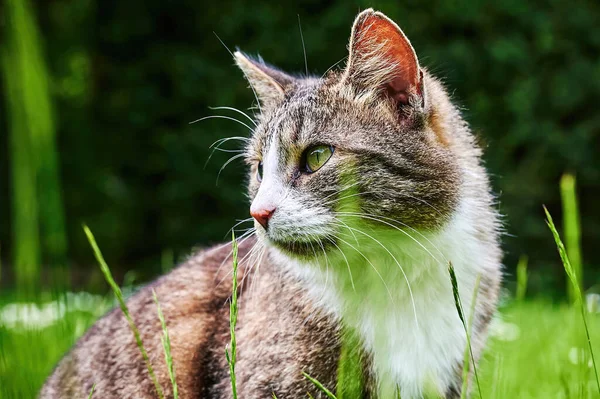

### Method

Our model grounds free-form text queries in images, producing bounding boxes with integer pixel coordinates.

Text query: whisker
[342,225,420,332]
[213,32,262,115]
[322,56,347,78]
[212,148,244,154]
[247,245,266,296]
[334,233,395,305]
[225,218,255,237]
[322,186,445,218]
[320,181,362,203]
[205,136,250,169]
[189,115,254,131]
[209,136,250,149]
[335,211,448,264]
[217,153,246,183]
[325,236,355,291]
[214,229,256,281]
[334,218,359,246]
[217,237,258,289]
[240,240,264,291]
[297,15,308,76]
[209,106,257,127]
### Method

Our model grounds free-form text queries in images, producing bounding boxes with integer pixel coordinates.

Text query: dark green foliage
[1,0,599,294]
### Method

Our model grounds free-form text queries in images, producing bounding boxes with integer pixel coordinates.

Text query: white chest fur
[282,198,494,398]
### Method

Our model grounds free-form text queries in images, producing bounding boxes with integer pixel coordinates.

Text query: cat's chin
[269,239,318,259]
[265,236,333,260]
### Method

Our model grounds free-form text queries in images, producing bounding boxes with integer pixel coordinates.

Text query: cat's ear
[234,51,295,109]
[342,9,423,109]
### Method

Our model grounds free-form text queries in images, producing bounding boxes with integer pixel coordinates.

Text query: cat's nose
[250,207,275,229]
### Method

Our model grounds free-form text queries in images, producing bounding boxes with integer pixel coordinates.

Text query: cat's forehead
[253,79,365,154]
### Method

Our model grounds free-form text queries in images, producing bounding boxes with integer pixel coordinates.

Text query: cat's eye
[304,145,334,173]
[257,161,263,182]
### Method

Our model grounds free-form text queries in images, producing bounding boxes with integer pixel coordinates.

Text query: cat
[41,9,502,399]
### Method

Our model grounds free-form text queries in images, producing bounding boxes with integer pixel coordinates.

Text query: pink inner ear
[354,14,420,104]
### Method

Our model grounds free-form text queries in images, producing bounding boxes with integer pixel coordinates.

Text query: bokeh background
[1,0,599,297]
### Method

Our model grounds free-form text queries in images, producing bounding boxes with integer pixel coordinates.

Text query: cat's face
[238,10,461,259]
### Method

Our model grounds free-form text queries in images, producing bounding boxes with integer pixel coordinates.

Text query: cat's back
[40,238,256,398]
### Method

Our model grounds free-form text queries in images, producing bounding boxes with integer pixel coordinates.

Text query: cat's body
[42,238,352,398]
[42,9,501,399]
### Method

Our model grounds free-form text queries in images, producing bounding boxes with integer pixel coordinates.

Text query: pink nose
[251,207,275,229]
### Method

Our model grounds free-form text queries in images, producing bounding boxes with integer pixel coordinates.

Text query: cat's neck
[273,196,496,398]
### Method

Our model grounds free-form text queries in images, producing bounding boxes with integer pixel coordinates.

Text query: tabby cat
[41,9,502,399]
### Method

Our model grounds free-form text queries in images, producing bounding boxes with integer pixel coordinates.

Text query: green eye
[304,145,334,173]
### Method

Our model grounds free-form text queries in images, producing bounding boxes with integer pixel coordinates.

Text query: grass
[447,263,483,398]
[2,297,599,398]
[83,225,165,399]
[303,371,338,399]
[226,232,239,399]
[545,207,600,393]
[153,290,178,399]
[87,383,96,398]
[0,211,599,397]
[560,174,582,304]
[516,255,529,302]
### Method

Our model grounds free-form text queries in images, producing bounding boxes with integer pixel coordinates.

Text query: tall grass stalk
[448,263,482,398]
[544,206,600,393]
[153,290,179,399]
[226,232,239,399]
[460,275,481,398]
[560,174,582,304]
[2,0,41,293]
[303,371,338,399]
[3,0,67,291]
[516,255,528,302]
[83,225,165,399]
[87,383,96,399]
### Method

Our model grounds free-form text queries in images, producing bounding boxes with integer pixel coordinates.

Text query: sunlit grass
[303,371,338,399]
[153,290,178,399]
[226,232,239,399]
[2,291,600,397]
[545,207,600,393]
[560,174,583,305]
[447,263,482,398]
[83,225,166,399]
[516,255,529,302]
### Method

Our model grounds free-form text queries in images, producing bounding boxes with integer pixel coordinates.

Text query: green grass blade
[515,255,528,302]
[448,263,482,398]
[448,264,465,325]
[153,290,178,399]
[83,225,165,399]
[2,0,41,295]
[560,174,583,304]
[87,383,96,399]
[302,371,337,399]
[461,275,482,398]
[3,0,67,289]
[544,206,600,393]
[336,327,362,399]
[226,232,239,399]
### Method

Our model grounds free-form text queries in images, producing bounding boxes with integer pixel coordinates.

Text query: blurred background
[1,0,599,298]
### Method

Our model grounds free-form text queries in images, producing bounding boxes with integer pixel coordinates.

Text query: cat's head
[236,9,462,259]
